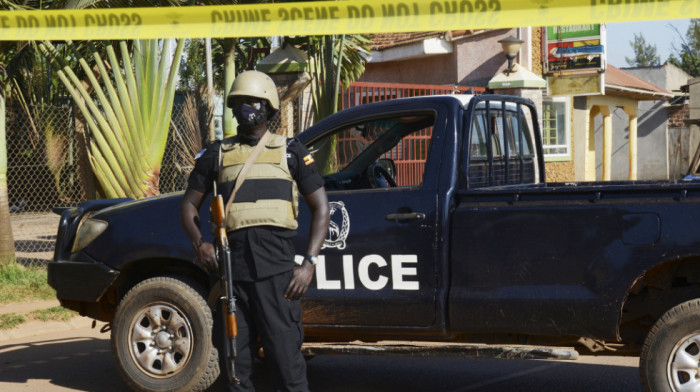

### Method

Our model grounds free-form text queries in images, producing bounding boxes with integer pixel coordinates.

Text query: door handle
[385,212,426,222]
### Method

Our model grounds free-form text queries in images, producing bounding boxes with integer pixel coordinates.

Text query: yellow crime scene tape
[0,0,698,40]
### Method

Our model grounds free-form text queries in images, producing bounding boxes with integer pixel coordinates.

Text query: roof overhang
[368,38,453,63]
[605,84,674,101]
[489,67,547,90]
[257,44,309,73]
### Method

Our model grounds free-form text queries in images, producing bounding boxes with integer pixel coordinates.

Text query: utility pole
[205,37,215,141]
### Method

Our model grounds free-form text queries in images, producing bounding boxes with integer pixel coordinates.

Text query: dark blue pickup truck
[49,95,700,392]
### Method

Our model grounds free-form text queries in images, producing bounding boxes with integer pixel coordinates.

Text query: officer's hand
[284,260,315,301]
[195,241,218,273]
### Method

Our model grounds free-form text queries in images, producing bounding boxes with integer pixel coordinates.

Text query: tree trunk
[73,97,96,201]
[0,94,16,265]
[71,81,97,200]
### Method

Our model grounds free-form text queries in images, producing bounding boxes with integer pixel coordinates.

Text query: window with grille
[466,102,539,189]
[542,98,571,160]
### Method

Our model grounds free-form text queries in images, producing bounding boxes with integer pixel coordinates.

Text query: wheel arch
[96,258,212,322]
[619,256,700,350]
[116,258,211,299]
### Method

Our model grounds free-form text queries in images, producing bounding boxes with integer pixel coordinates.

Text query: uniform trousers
[229,269,308,392]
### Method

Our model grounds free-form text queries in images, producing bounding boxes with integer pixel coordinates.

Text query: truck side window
[307,113,436,191]
[470,112,488,158]
[467,105,537,189]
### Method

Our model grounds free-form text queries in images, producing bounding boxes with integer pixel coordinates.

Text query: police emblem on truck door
[323,201,349,250]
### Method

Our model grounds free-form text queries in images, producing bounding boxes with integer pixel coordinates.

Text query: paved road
[0,325,641,391]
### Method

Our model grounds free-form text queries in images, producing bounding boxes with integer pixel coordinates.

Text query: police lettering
[346,5,374,29]
[211,9,272,24]
[16,15,40,29]
[277,6,340,23]
[378,3,420,29]
[589,0,669,19]
[275,6,339,33]
[44,15,76,29]
[84,13,141,28]
[381,3,414,17]
[429,0,501,14]
[428,0,500,26]
[313,254,419,291]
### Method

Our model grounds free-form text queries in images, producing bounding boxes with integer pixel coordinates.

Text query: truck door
[295,106,446,328]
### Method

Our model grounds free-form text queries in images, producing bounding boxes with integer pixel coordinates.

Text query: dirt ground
[0,299,92,342]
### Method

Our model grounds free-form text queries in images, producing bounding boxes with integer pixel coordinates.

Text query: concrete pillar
[623,106,638,180]
[586,105,599,181]
[600,105,612,181]
[573,97,588,181]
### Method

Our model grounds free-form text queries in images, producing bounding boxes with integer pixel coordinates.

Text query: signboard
[547,73,605,97]
[545,24,606,73]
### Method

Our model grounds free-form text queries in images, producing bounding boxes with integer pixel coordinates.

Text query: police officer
[180,70,330,392]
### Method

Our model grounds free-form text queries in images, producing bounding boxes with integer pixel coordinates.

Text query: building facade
[358,27,686,182]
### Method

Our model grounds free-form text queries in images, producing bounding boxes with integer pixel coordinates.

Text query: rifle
[210,131,269,385]
[210,185,239,385]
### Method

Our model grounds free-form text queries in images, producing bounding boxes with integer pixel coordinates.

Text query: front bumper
[48,260,119,303]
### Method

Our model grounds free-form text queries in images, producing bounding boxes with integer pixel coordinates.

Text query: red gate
[337,82,485,186]
[340,81,485,110]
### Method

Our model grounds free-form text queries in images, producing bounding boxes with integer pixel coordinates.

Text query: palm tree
[40,39,185,198]
[285,34,369,173]
[309,34,370,122]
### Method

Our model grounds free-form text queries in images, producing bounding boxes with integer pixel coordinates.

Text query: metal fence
[7,101,200,268]
[7,104,82,267]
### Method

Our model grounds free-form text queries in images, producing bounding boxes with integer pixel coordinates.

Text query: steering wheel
[367,162,397,188]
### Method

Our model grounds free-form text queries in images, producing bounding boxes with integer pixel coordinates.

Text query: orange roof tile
[606,65,672,98]
[367,32,444,51]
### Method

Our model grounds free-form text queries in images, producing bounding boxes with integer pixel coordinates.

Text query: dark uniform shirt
[187,133,324,282]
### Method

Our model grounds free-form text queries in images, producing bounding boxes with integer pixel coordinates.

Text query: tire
[111,277,220,392]
[640,298,700,392]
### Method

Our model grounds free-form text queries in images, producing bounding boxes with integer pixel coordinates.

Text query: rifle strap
[223,130,272,218]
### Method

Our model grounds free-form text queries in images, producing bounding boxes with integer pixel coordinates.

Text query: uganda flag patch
[303,154,315,166]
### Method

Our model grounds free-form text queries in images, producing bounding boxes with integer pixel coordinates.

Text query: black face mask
[233,102,267,127]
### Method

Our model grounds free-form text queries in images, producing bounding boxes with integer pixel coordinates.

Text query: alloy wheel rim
[128,302,194,378]
[668,331,700,391]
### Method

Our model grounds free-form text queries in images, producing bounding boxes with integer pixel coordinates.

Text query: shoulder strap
[224,131,272,216]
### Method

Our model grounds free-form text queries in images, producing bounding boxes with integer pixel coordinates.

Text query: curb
[0,317,96,342]
[0,300,103,342]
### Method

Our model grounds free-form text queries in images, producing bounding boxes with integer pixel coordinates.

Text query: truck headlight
[71,217,108,253]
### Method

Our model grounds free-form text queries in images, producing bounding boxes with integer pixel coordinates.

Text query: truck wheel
[640,299,700,392]
[111,277,219,392]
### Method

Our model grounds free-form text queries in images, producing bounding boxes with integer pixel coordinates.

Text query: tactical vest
[218,134,298,231]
